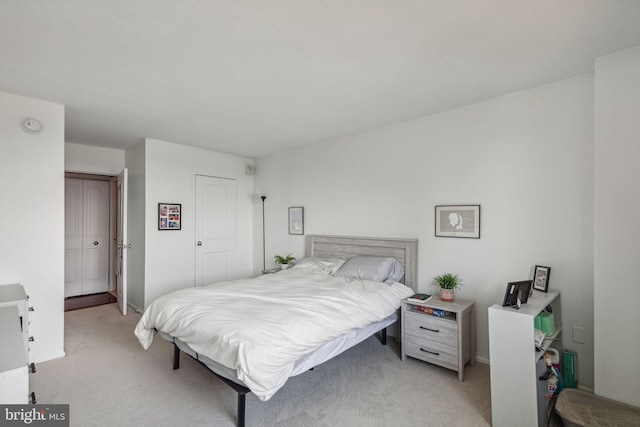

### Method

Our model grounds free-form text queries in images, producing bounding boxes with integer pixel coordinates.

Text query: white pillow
[291,257,346,275]
[334,256,405,284]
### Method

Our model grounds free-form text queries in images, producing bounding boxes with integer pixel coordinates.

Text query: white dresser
[0,284,35,404]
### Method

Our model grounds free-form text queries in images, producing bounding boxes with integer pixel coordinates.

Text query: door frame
[65,172,118,296]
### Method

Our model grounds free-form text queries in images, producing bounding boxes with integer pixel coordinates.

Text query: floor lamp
[261,195,267,272]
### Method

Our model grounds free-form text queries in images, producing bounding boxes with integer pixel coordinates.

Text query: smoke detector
[21,118,43,134]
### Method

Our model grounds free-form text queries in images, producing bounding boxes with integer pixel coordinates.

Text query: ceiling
[2,1,640,158]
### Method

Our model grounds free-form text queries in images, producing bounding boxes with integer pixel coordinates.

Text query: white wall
[594,46,640,406]
[142,138,254,308]
[65,142,125,175]
[0,91,66,363]
[255,75,595,387]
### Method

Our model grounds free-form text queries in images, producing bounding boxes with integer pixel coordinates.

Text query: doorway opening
[64,172,120,311]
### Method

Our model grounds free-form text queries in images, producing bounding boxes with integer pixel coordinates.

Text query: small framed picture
[435,205,480,238]
[532,265,551,292]
[158,203,181,230]
[288,207,304,235]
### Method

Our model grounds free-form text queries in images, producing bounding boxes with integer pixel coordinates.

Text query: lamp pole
[261,195,266,271]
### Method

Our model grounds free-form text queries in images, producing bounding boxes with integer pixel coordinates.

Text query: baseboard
[475,355,489,365]
[128,302,143,314]
[577,384,594,393]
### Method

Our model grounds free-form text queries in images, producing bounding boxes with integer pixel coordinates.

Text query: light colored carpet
[32,303,493,427]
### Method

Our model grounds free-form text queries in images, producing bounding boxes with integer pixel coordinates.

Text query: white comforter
[134,267,413,401]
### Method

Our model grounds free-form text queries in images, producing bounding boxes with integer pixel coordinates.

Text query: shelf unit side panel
[489,306,539,427]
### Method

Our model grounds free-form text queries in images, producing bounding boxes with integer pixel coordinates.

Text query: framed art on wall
[435,205,480,238]
[288,207,304,235]
[158,203,181,230]
[532,265,551,292]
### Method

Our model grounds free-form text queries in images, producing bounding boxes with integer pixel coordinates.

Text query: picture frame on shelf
[435,205,480,238]
[158,203,181,230]
[288,207,304,235]
[532,265,551,292]
[501,281,531,308]
[502,282,521,308]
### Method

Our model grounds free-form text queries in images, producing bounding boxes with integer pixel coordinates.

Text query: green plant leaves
[432,273,461,289]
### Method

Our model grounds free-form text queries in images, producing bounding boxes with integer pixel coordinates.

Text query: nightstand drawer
[404,336,458,370]
[404,312,458,347]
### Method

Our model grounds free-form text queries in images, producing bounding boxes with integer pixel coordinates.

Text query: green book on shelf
[563,350,577,388]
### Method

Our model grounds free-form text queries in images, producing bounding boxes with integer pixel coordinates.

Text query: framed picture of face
[532,265,551,292]
[435,205,480,238]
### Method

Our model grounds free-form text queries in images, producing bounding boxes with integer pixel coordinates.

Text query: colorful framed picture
[288,207,304,235]
[532,265,551,292]
[435,205,480,238]
[158,203,181,230]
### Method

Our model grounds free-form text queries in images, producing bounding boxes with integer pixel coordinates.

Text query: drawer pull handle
[420,348,440,356]
[419,326,439,333]
[29,363,36,373]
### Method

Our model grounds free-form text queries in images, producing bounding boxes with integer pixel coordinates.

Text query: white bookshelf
[488,290,561,427]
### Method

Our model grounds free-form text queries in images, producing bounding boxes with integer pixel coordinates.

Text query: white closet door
[82,179,110,295]
[195,175,237,287]
[64,178,110,297]
[64,178,83,297]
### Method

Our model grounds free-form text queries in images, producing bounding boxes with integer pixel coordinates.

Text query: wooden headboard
[306,235,418,289]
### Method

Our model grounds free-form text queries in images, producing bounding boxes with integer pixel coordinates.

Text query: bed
[135,234,418,427]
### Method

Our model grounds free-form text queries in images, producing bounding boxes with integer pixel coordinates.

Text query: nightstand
[401,295,475,381]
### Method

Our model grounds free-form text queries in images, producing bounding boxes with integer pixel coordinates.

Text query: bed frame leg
[378,327,387,345]
[177,347,250,427]
[173,343,181,369]
[237,391,247,427]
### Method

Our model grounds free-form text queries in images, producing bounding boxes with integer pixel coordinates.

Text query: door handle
[93,241,99,246]
[197,241,203,246]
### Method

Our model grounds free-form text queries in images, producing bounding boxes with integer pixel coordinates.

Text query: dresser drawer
[404,335,458,370]
[404,311,458,347]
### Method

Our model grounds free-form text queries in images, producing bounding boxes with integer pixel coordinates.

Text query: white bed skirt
[161,311,398,388]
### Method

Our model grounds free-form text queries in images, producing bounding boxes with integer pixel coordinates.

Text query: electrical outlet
[572,326,585,344]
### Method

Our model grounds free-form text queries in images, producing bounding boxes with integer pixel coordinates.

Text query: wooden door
[195,175,237,287]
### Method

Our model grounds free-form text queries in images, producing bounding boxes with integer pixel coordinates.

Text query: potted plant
[274,254,296,270]
[432,273,462,302]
